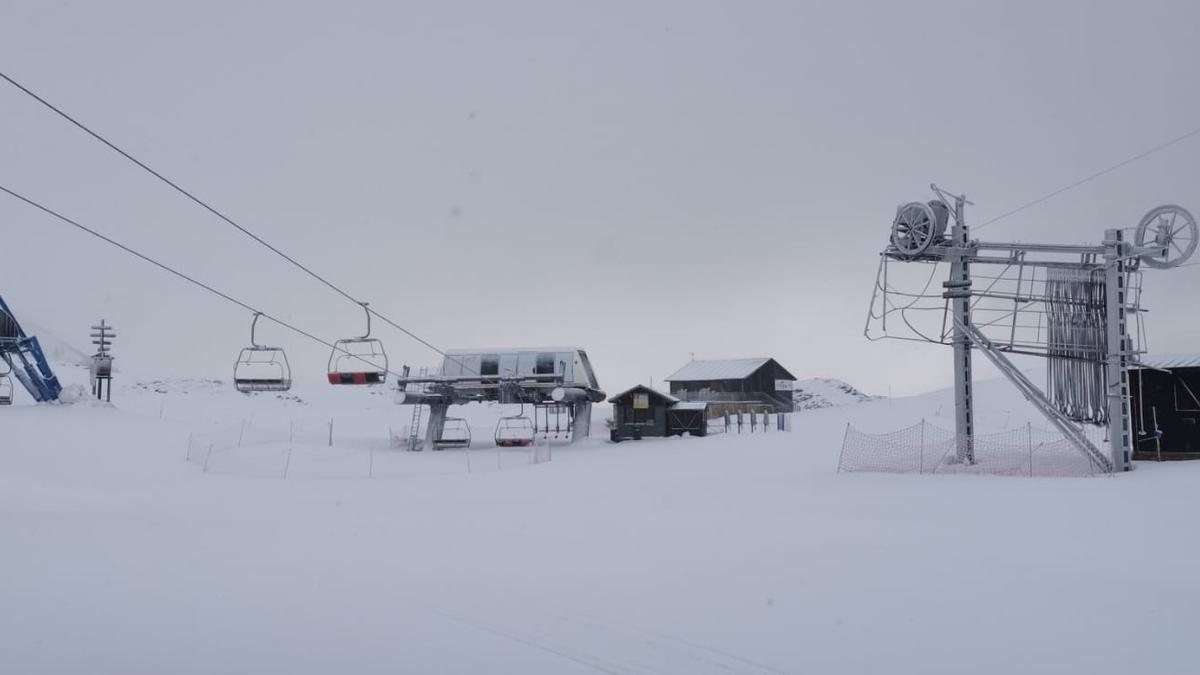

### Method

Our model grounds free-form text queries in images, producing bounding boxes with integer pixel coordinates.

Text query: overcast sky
[3,1,1199,396]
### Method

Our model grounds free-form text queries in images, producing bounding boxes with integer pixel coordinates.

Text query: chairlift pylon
[495,404,536,447]
[328,302,388,385]
[234,312,292,394]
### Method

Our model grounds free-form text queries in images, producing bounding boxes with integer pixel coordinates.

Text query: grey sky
[3,1,1198,396]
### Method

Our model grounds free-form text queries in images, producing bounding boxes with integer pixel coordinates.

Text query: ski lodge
[665,358,797,414]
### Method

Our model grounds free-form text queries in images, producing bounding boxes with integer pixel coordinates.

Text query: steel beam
[1104,229,1134,471]
[948,196,975,463]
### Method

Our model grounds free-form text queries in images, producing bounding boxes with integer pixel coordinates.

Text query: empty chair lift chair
[495,409,535,447]
[433,418,472,449]
[234,312,293,393]
[0,369,12,406]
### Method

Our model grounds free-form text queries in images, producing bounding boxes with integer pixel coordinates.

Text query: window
[535,352,556,375]
[481,354,499,377]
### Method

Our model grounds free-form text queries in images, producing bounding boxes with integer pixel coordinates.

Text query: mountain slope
[793,377,880,411]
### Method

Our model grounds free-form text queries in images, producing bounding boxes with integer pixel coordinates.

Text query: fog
[3,1,1198,396]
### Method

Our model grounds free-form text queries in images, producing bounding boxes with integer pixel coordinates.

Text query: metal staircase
[0,294,61,402]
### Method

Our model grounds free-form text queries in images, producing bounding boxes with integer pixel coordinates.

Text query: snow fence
[184,418,553,479]
[837,420,1107,477]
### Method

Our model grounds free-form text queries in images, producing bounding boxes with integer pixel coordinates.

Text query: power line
[0,69,455,364]
[0,183,404,379]
[974,124,1200,233]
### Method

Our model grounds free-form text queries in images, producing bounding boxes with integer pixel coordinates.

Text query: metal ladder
[406,403,423,451]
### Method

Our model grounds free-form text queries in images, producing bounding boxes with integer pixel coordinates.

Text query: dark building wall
[666,408,707,437]
[1131,368,1200,455]
[613,403,667,438]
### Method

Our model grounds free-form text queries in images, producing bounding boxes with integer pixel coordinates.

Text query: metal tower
[867,184,1197,473]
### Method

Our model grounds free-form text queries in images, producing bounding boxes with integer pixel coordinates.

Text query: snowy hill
[792,377,880,411]
[20,320,92,367]
[2,366,1198,674]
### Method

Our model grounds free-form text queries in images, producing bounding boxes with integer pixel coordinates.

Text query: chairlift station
[395,347,605,451]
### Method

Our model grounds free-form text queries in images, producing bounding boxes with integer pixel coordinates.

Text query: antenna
[866,184,1197,473]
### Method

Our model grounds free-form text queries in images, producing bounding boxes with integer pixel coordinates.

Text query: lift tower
[868,184,1197,473]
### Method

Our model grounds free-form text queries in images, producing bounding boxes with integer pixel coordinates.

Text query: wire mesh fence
[185,418,553,479]
[837,420,1107,477]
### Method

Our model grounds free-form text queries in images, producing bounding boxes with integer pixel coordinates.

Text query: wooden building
[608,385,712,441]
[1130,355,1200,460]
[665,358,797,413]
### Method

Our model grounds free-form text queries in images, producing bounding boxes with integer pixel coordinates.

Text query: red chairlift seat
[327,302,388,386]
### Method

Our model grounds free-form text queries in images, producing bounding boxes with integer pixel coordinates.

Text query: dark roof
[607,384,679,405]
[666,357,796,382]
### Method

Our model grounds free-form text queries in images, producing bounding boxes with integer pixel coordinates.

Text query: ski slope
[2,363,1198,675]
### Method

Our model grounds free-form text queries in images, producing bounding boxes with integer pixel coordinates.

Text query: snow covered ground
[2,363,1199,674]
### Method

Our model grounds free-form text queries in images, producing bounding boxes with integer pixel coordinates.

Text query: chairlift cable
[0,69,460,368]
[974,124,1200,233]
[0,183,404,379]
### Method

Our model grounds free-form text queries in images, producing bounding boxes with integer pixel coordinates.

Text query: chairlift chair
[495,405,536,447]
[328,302,388,385]
[234,312,293,393]
[433,417,472,450]
[0,361,13,406]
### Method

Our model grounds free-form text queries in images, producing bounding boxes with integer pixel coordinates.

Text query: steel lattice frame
[866,185,1196,473]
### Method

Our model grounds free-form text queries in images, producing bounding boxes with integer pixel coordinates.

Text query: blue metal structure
[0,294,62,402]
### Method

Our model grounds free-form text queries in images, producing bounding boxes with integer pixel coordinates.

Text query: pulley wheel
[1136,204,1198,269]
[891,201,941,257]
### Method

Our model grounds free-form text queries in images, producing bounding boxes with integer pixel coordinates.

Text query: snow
[2,363,1199,674]
[792,377,881,411]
